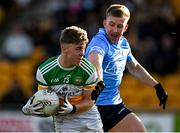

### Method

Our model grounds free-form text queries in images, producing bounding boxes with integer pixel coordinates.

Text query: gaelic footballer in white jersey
[36,55,103,132]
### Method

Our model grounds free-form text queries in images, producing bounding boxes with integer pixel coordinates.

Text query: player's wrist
[91,81,105,101]
[154,83,162,90]
[96,81,105,92]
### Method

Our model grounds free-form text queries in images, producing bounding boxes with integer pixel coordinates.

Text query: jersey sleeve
[85,70,98,84]
[127,50,135,62]
[81,58,98,90]
[84,71,97,90]
[85,37,107,59]
[36,68,48,86]
[123,38,135,62]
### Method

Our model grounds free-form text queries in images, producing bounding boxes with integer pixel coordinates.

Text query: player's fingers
[159,99,166,109]
[163,103,166,109]
[32,102,42,107]
[64,94,68,103]
[165,95,168,102]
[159,99,163,108]
[34,111,44,115]
[58,110,65,114]
[163,98,167,109]
[34,105,43,110]
[60,107,67,110]
[33,104,43,110]
[63,102,69,107]
[64,94,70,104]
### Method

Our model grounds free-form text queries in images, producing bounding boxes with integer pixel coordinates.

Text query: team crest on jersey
[74,76,84,85]
[121,49,129,56]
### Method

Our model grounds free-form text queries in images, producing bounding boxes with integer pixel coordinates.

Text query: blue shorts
[97,102,131,131]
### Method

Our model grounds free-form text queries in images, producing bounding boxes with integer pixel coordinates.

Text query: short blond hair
[106,4,130,21]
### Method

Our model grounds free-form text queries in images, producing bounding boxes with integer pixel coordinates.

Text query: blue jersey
[85,28,135,105]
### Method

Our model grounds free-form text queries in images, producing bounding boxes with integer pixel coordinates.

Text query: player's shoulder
[38,55,58,70]
[90,28,107,43]
[120,36,130,47]
[79,57,96,73]
[96,32,107,42]
[88,33,108,52]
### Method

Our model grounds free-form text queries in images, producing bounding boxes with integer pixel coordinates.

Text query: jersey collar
[57,55,76,70]
[99,28,122,46]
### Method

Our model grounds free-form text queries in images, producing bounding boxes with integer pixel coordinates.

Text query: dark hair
[106,4,130,20]
[60,26,88,45]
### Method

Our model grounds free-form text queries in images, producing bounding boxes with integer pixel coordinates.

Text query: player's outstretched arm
[126,59,168,109]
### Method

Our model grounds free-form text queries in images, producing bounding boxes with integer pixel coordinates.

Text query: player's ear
[123,24,128,33]
[61,44,68,52]
[103,19,107,27]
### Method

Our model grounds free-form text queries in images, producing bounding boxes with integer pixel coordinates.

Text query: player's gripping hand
[22,96,44,116]
[58,94,76,115]
[91,81,105,101]
[154,83,168,109]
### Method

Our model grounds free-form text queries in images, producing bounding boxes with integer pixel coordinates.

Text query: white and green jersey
[36,55,98,104]
[36,55,103,132]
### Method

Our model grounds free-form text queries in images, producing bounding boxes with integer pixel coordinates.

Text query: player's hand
[22,96,44,116]
[58,94,76,115]
[154,83,168,109]
[91,81,105,101]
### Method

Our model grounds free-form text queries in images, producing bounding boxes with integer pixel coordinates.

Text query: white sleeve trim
[89,46,105,57]
[36,68,47,85]
[85,71,98,84]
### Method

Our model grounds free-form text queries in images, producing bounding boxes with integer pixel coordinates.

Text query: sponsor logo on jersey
[51,84,83,98]
[51,78,59,83]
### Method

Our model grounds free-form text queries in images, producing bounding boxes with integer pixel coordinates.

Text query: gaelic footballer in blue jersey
[85,4,168,132]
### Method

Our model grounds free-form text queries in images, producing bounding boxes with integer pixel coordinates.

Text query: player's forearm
[95,66,103,82]
[131,63,158,87]
[73,90,95,114]
[88,59,103,81]
[88,53,103,81]
[74,98,94,114]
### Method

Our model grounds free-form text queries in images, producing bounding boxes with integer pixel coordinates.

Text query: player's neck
[59,55,74,68]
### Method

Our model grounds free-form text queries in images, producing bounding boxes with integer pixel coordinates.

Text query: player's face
[66,43,86,66]
[103,16,128,44]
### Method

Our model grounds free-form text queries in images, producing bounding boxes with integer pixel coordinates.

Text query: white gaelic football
[33,89,60,116]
